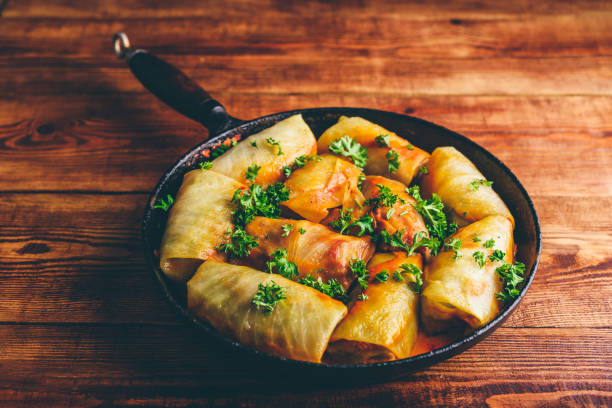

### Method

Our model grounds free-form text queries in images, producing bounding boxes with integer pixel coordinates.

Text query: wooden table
[1,1,611,406]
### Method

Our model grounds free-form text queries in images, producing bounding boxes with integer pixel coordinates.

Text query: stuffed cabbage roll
[188,261,347,363]
[420,215,514,333]
[318,116,429,186]
[211,114,317,186]
[421,146,514,227]
[159,170,245,282]
[283,154,365,223]
[361,176,429,255]
[245,217,375,290]
[326,252,422,364]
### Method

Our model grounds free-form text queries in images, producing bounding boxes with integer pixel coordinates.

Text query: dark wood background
[1,1,611,406]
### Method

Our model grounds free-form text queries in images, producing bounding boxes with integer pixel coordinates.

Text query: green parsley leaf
[265,137,283,155]
[298,227,306,235]
[418,165,429,176]
[329,209,374,237]
[470,179,493,191]
[405,142,414,150]
[365,184,404,210]
[216,227,259,259]
[472,234,482,242]
[199,161,213,170]
[153,194,174,212]
[328,135,368,169]
[386,150,400,173]
[266,248,299,280]
[407,231,440,255]
[282,155,316,178]
[444,237,462,259]
[375,134,390,147]
[357,293,369,301]
[245,164,261,183]
[489,249,506,263]
[251,141,257,147]
[231,182,290,227]
[483,238,495,248]
[375,270,389,283]
[495,262,525,302]
[210,140,237,159]
[282,166,293,178]
[281,224,294,237]
[252,281,286,314]
[298,275,348,302]
[393,263,423,293]
[349,258,369,290]
[406,185,456,255]
[473,250,486,268]
[386,208,395,220]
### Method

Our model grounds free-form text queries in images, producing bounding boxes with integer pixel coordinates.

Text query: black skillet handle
[113,32,240,137]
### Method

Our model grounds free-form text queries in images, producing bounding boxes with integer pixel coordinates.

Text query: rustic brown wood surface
[1,0,611,406]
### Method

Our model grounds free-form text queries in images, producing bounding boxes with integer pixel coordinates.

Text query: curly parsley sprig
[329,208,374,237]
[329,135,368,169]
[252,281,286,314]
[266,248,299,280]
[298,275,348,302]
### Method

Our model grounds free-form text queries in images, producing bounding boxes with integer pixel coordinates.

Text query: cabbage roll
[421,146,514,227]
[420,215,514,333]
[212,114,317,186]
[159,170,245,282]
[361,175,429,255]
[283,154,365,223]
[245,217,375,290]
[326,252,422,364]
[187,261,347,363]
[318,116,429,185]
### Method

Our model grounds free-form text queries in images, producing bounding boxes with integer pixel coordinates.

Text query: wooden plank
[0,95,610,193]
[0,326,609,407]
[3,55,612,97]
[0,193,610,327]
[1,9,611,59]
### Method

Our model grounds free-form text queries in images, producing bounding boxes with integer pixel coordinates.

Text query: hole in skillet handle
[140,106,541,383]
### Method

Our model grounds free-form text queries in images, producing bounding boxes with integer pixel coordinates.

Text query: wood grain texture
[1,0,611,406]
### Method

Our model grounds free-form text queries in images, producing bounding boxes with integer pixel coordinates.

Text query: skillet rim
[141,106,541,371]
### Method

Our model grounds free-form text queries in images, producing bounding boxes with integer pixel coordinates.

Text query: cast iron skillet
[114,32,541,381]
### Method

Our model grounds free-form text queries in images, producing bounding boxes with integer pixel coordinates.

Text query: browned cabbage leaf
[283,154,365,223]
[211,114,317,186]
[420,215,514,333]
[317,116,429,185]
[326,252,422,364]
[361,175,429,255]
[187,261,347,363]
[245,217,375,290]
[421,146,514,227]
[159,170,245,282]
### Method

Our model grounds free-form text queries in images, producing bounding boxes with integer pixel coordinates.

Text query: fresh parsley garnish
[199,162,213,170]
[418,165,429,176]
[489,249,506,263]
[406,185,457,255]
[405,142,414,150]
[265,137,283,155]
[483,238,495,248]
[392,263,423,293]
[328,135,368,169]
[281,224,294,237]
[245,164,261,183]
[444,237,462,259]
[470,179,493,191]
[386,150,400,173]
[251,141,257,147]
[216,227,259,259]
[210,140,237,159]
[282,155,316,178]
[375,134,390,147]
[298,227,306,235]
[266,248,299,280]
[349,258,369,290]
[231,182,290,227]
[473,250,486,268]
[357,293,369,301]
[496,262,525,302]
[375,270,389,283]
[365,184,404,210]
[472,234,482,242]
[298,275,348,302]
[153,194,174,212]
[252,281,286,314]
[329,209,374,237]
